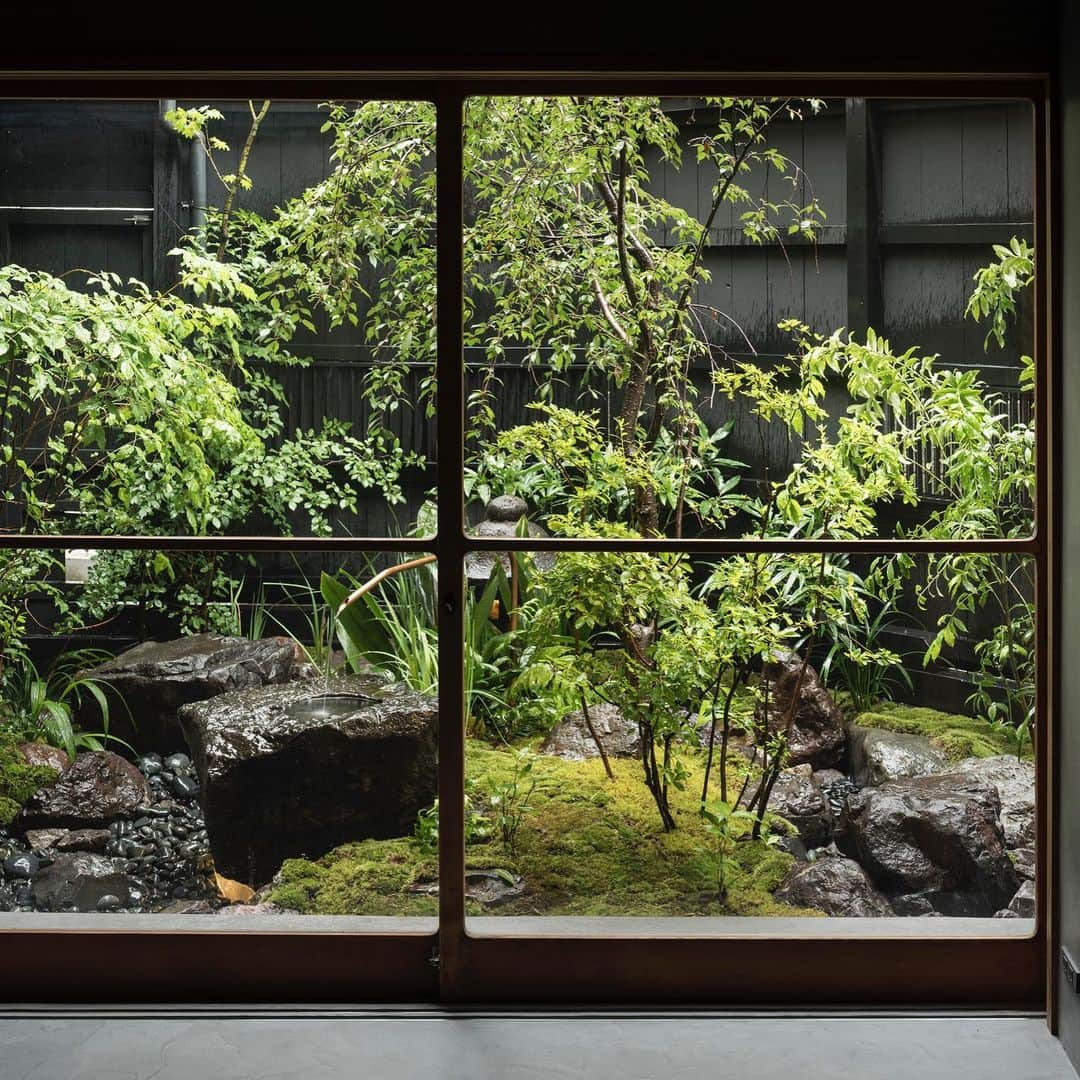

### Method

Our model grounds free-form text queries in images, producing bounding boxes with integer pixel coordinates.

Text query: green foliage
[965,236,1035,350]
[323,558,516,734]
[0,257,414,632]
[818,586,913,713]
[412,779,494,855]
[0,649,129,759]
[0,550,58,678]
[0,729,60,824]
[466,404,746,532]
[700,798,778,901]
[197,96,822,539]
[524,522,726,830]
[484,750,538,855]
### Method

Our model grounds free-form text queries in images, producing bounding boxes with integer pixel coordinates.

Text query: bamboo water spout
[335,554,438,616]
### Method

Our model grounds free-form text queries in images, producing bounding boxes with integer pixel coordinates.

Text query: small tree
[182,96,824,539]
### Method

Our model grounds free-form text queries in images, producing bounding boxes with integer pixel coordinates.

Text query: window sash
[0,73,1052,1009]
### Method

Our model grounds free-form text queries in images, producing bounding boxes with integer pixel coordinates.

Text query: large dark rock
[17,752,149,829]
[179,675,439,886]
[82,634,312,752]
[743,764,832,847]
[31,852,143,912]
[775,855,894,917]
[839,771,1019,916]
[847,725,949,787]
[539,702,639,761]
[953,755,1035,850]
[18,742,71,774]
[753,653,846,769]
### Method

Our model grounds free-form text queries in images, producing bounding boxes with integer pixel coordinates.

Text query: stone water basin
[179,674,438,887]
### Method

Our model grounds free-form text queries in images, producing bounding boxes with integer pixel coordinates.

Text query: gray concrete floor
[0,1011,1073,1079]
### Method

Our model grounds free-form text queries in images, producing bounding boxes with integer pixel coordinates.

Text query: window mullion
[435,89,467,992]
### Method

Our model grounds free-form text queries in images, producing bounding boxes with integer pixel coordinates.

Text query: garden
[0,96,1037,921]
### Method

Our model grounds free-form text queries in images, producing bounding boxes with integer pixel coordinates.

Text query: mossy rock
[851,702,1031,762]
[270,738,818,919]
[0,731,60,824]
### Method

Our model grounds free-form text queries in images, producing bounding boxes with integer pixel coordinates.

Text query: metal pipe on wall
[164,97,207,236]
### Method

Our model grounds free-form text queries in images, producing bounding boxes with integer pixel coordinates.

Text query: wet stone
[169,775,199,800]
[743,765,832,848]
[180,674,438,886]
[952,755,1035,850]
[18,742,71,774]
[30,852,141,913]
[137,755,163,777]
[3,853,38,880]
[81,634,309,753]
[776,856,894,917]
[839,771,1018,916]
[847,725,949,787]
[17,751,149,830]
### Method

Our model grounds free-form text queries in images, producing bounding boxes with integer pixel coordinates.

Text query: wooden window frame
[0,72,1054,1010]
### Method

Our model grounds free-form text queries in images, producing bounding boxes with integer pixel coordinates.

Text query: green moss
[0,731,58,817]
[0,796,20,826]
[270,739,819,919]
[852,702,1030,762]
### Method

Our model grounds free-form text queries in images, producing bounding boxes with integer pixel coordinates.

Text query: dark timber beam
[152,100,182,291]
[846,97,881,338]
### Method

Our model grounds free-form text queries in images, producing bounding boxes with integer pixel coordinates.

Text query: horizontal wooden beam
[880,221,1034,245]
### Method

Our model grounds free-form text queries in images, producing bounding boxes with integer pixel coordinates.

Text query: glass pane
[447,550,1035,922]
[462,97,1035,541]
[0,547,438,918]
[0,98,435,540]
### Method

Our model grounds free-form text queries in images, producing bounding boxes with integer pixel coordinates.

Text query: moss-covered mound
[0,731,60,826]
[852,702,1032,762]
[270,741,805,918]
[269,702,1022,918]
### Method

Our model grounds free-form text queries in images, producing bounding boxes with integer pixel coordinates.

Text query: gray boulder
[1004,879,1036,918]
[847,724,949,787]
[953,755,1035,849]
[83,634,313,752]
[744,764,832,848]
[1011,845,1036,882]
[31,852,143,912]
[539,702,639,761]
[840,771,1019,916]
[179,674,438,886]
[775,855,894,917]
[17,752,149,830]
[753,653,845,769]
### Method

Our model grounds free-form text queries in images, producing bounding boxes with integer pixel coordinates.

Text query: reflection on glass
[456,552,1035,919]
[463,96,1034,540]
[0,98,435,541]
[0,549,438,917]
